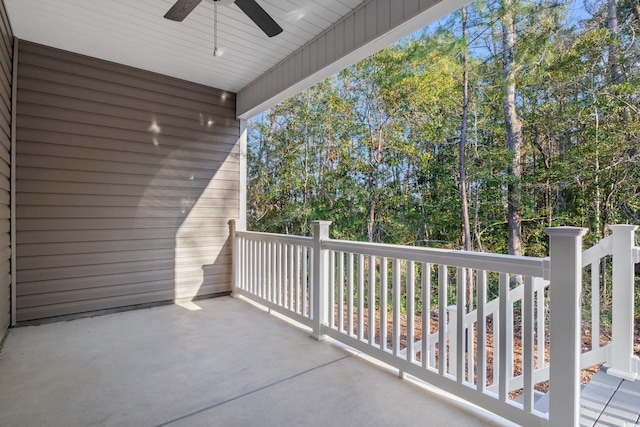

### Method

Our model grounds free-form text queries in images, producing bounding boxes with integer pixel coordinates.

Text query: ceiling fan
[164,0,283,38]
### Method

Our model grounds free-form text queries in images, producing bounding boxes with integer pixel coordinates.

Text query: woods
[247,0,640,258]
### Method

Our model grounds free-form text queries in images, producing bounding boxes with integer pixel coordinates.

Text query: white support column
[238,120,248,231]
[311,221,331,340]
[608,224,639,380]
[231,120,247,301]
[546,227,587,427]
[229,219,237,298]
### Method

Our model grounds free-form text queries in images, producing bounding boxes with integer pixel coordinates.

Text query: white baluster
[476,270,487,392]
[422,262,431,369]
[380,257,388,351]
[368,255,376,345]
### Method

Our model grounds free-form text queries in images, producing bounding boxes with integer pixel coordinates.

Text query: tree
[500,0,524,257]
[459,6,472,255]
[246,0,640,266]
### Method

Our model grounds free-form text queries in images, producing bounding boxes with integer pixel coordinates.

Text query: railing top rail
[322,238,547,277]
[582,234,614,267]
[236,230,313,247]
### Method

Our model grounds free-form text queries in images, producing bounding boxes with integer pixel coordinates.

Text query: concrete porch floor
[0,296,513,426]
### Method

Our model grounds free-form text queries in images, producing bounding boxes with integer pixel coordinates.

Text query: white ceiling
[5,0,365,94]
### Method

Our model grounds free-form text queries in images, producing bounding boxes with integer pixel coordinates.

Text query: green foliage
[247,0,640,272]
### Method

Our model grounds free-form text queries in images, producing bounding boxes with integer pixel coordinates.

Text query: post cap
[310,220,332,226]
[545,226,588,237]
[608,224,638,232]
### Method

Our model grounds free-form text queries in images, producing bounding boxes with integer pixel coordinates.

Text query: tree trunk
[607,0,623,84]
[459,7,472,254]
[631,0,640,27]
[367,123,383,243]
[531,127,552,226]
[501,0,523,257]
[472,106,484,253]
[367,188,376,242]
[459,7,474,310]
[593,105,603,239]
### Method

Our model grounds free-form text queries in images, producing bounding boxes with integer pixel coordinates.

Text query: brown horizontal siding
[19,43,236,106]
[17,180,239,197]
[17,255,232,283]
[18,131,239,160]
[15,287,225,321]
[17,168,238,189]
[16,226,230,244]
[18,245,230,269]
[17,142,238,173]
[18,119,240,150]
[17,279,231,309]
[17,217,233,231]
[17,237,230,257]
[0,144,7,164]
[17,68,235,121]
[18,101,239,138]
[17,262,231,296]
[0,270,9,329]
[17,206,237,220]
[15,41,239,321]
[17,193,238,208]
[0,0,10,334]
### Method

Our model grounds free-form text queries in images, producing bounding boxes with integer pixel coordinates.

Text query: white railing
[229,220,639,427]
[231,224,314,329]
[580,225,640,380]
[321,230,549,426]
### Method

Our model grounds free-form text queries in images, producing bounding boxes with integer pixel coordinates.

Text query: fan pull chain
[213,0,218,56]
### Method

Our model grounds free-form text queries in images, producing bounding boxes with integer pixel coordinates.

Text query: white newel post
[311,221,331,340]
[546,227,587,427]
[229,219,238,298]
[608,224,639,380]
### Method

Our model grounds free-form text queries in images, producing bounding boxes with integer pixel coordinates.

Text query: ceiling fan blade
[164,0,203,21]
[234,0,283,37]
